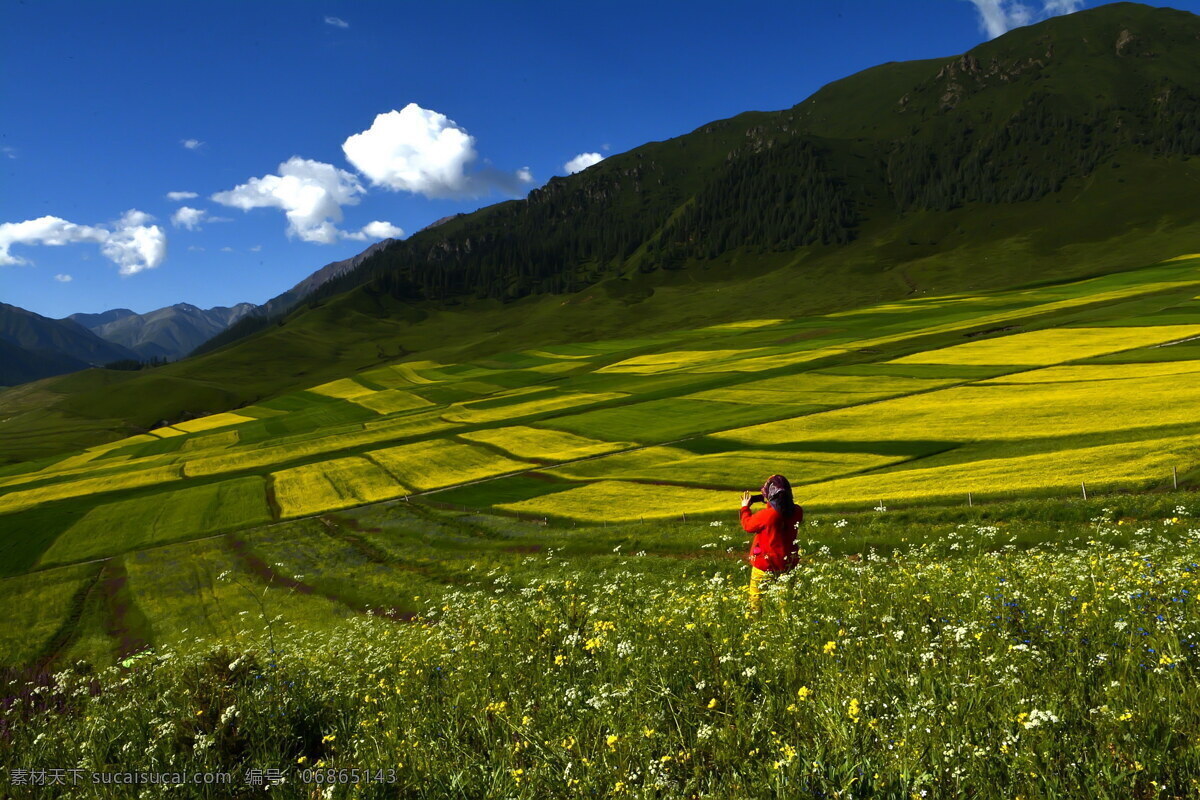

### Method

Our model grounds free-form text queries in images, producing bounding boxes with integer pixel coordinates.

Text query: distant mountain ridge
[257,238,397,319]
[0,302,136,386]
[191,238,397,357]
[69,302,257,361]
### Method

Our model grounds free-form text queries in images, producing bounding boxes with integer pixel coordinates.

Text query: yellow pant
[748,567,781,615]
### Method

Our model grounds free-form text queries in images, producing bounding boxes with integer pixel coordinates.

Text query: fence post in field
[1081,482,1088,501]
[1174,466,1178,490]
[968,492,973,507]
[683,513,687,523]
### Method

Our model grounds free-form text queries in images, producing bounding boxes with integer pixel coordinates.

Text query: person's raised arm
[739,491,769,532]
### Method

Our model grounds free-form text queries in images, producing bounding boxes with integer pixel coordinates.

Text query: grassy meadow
[4,255,1200,796]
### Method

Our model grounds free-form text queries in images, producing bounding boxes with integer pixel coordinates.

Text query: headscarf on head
[762,474,795,515]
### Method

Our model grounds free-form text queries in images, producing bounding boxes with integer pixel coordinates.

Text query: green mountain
[0,338,90,387]
[3,1,1200,462]
[0,303,136,385]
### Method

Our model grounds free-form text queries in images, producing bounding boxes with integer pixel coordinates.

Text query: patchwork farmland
[6,256,1200,797]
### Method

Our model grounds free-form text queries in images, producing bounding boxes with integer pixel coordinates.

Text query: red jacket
[740,503,803,572]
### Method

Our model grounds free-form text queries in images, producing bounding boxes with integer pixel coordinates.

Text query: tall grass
[5,509,1200,798]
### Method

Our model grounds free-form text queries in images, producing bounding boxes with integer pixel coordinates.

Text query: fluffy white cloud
[54,273,72,282]
[182,138,204,150]
[166,190,198,201]
[169,206,228,231]
[211,156,364,244]
[0,216,108,265]
[966,0,1083,39]
[360,220,404,239]
[100,210,169,275]
[343,104,478,198]
[342,220,405,241]
[171,206,206,230]
[324,15,349,28]
[0,210,166,275]
[564,152,604,175]
[342,104,530,198]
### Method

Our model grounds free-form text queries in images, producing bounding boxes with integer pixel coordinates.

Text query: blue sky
[2,0,1197,319]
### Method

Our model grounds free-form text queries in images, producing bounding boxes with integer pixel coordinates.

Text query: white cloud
[564,152,604,174]
[343,104,477,198]
[172,206,207,230]
[211,156,364,244]
[169,206,229,231]
[324,15,349,28]
[342,104,530,199]
[2,147,16,160]
[54,273,72,283]
[250,244,262,252]
[516,167,534,184]
[0,210,166,275]
[965,0,1083,39]
[355,220,404,240]
[188,245,205,252]
[182,138,204,150]
[221,246,233,252]
[101,210,169,275]
[166,191,199,201]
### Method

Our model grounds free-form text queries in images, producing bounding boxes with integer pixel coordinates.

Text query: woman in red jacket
[740,474,803,615]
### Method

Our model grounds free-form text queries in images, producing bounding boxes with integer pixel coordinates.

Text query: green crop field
[5,255,1200,796]
[6,493,1200,798]
[37,477,273,565]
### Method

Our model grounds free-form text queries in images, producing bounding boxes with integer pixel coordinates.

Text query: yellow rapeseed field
[521,349,594,360]
[459,426,632,461]
[798,432,1200,507]
[346,389,435,415]
[271,457,408,518]
[172,411,258,434]
[148,427,188,438]
[546,447,907,488]
[368,440,530,491]
[978,360,1200,384]
[180,430,240,451]
[498,480,732,522]
[308,378,378,400]
[696,319,787,331]
[890,325,1200,366]
[596,350,762,374]
[83,434,158,452]
[389,361,443,385]
[183,412,458,478]
[688,347,850,373]
[713,367,1200,445]
[683,372,957,406]
[0,464,183,515]
[442,392,625,424]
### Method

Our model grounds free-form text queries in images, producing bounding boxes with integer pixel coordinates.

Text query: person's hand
[741,491,753,507]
